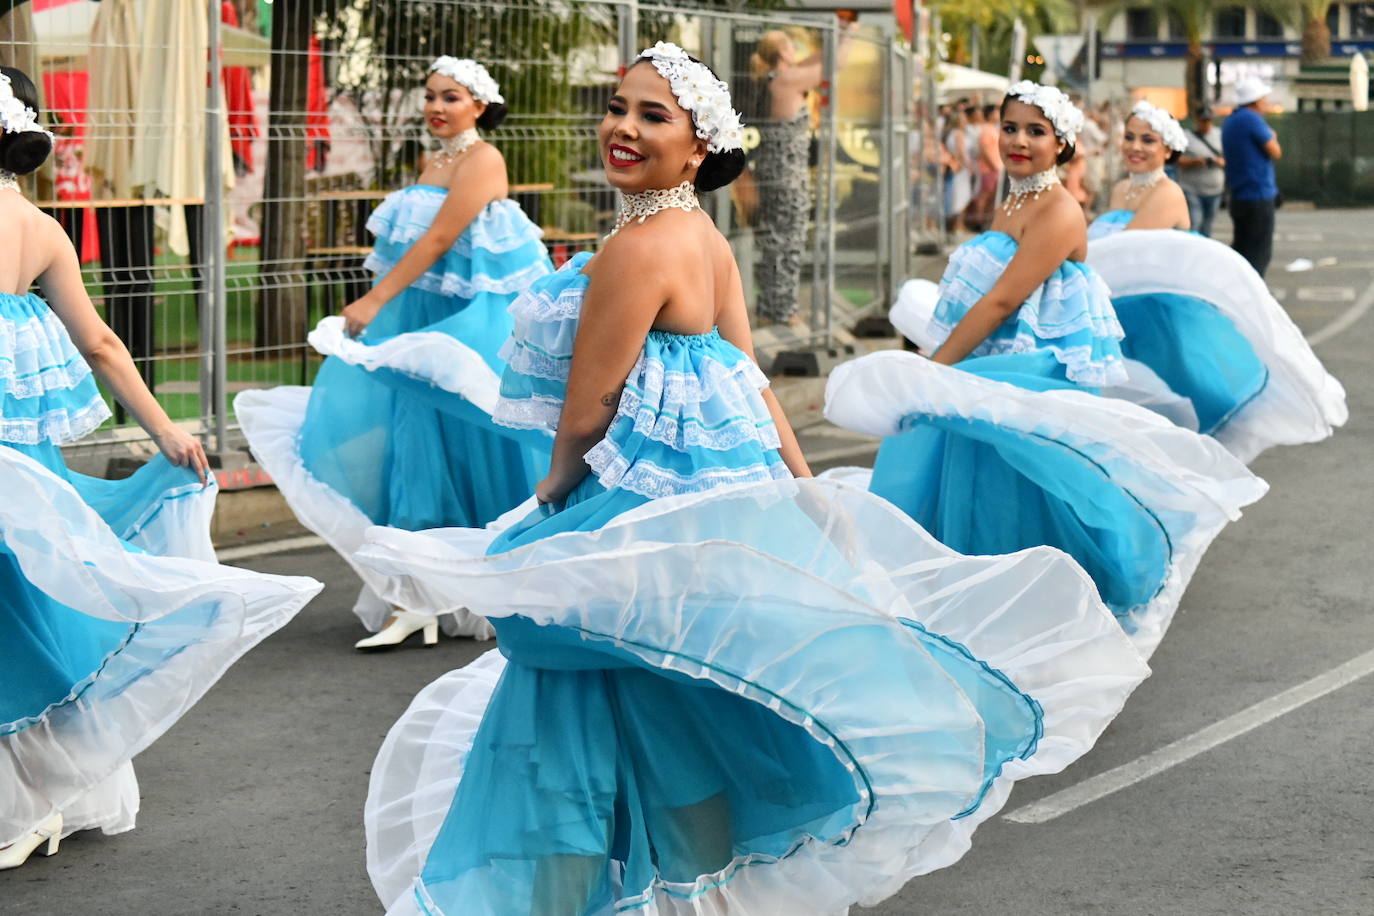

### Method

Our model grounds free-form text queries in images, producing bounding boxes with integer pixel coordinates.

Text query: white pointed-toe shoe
[0,812,62,870]
[354,609,440,651]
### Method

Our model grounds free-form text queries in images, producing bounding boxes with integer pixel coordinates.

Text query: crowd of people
[0,30,1345,916]
[928,76,1284,279]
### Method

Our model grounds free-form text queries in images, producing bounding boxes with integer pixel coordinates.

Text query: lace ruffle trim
[0,393,111,445]
[363,253,551,299]
[583,445,791,498]
[1,310,98,399]
[365,195,544,256]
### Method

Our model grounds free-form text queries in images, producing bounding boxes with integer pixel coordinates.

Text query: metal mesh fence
[1272,110,1374,207]
[2,0,914,467]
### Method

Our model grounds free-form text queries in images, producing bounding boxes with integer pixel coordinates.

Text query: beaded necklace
[1123,167,1166,203]
[0,169,18,194]
[431,128,480,170]
[1001,168,1059,214]
[607,181,700,238]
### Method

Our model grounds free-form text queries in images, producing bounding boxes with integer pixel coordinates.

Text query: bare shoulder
[1040,187,1087,231]
[591,216,675,272]
[708,221,739,276]
[1158,177,1188,204]
[449,141,506,188]
[13,200,65,252]
[470,140,505,168]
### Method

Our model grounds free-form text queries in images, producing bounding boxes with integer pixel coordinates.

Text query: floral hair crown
[0,72,51,140]
[430,57,504,106]
[638,42,744,154]
[1129,100,1188,153]
[1006,80,1083,146]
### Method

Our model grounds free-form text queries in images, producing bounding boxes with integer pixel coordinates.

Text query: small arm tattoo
[600,391,619,407]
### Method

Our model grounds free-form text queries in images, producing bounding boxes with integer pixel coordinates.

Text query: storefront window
[1352,3,1374,36]
[1215,6,1248,39]
[1126,7,1158,40]
[1255,11,1284,37]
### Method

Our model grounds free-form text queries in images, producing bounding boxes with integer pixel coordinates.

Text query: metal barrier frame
[1,0,915,466]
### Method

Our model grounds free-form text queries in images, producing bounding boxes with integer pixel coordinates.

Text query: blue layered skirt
[826,350,1267,657]
[236,197,553,635]
[1,292,320,845]
[357,476,1149,914]
[1087,229,1347,461]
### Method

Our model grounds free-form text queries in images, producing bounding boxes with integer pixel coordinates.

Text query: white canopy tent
[933,63,1010,99]
[32,0,269,69]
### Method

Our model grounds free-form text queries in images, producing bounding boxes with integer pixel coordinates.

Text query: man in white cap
[1222,76,1283,277]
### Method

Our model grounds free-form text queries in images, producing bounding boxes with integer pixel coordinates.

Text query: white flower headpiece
[638,42,744,154]
[1129,100,1188,153]
[0,72,51,140]
[1006,80,1083,146]
[430,57,504,106]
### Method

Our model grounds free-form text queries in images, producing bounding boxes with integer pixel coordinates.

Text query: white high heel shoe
[0,812,62,870]
[354,609,440,651]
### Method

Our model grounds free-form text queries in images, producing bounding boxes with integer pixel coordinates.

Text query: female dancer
[832,81,1266,655]
[0,67,320,866]
[748,26,840,324]
[353,46,1148,915]
[1080,103,1347,459]
[236,57,552,649]
[1087,101,1190,239]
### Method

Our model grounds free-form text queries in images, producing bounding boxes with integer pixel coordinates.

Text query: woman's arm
[35,218,211,483]
[715,254,811,478]
[535,231,667,505]
[931,201,1082,367]
[342,145,508,336]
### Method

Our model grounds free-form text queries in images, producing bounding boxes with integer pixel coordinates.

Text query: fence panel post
[204,0,229,459]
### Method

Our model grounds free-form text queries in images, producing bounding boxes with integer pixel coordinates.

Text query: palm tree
[1096,0,1213,113]
[1289,0,1334,63]
[936,0,1077,73]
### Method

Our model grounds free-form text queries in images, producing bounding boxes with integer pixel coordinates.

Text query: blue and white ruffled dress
[236,188,554,636]
[1087,227,1347,462]
[353,251,1150,915]
[0,291,321,847]
[1087,208,1134,240]
[832,232,1267,656]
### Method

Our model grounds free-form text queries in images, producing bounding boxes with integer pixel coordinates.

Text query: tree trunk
[1302,15,1331,65]
[257,1,315,349]
[1185,40,1205,117]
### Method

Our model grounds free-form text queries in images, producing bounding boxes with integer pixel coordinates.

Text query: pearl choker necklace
[1124,167,1166,202]
[1002,168,1059,214]
[432,128,480,169]
[0,169,18,193]
[607,181,700,238]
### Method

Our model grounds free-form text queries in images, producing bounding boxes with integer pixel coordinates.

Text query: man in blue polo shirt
[1222,77,1283,277]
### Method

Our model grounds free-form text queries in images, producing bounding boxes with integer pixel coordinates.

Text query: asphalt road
[8,207,1372,915]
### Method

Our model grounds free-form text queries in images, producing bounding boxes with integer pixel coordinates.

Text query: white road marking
[1296,286,1356,302]
[217,535,326,563]
[1004,646,1374,825]
[1306,273,1374,347]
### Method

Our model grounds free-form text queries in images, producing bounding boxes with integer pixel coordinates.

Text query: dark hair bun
[0,131,52,175]
[695,148,746,193]
[1055,141,1076,166]
[1166,148,1182,166]
[0,65,50,175]
[477,102,508,131]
